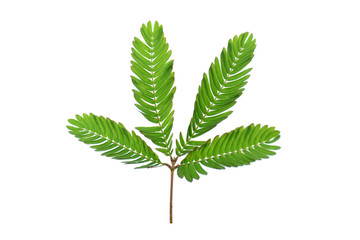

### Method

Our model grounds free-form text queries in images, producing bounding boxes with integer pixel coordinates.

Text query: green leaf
[177,165,184,178]
[176,33,256,156]
[67,113,163,168]
[131,21,176,156]
[178,124,280,181]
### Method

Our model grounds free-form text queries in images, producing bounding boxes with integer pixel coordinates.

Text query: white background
[1,0,359,239]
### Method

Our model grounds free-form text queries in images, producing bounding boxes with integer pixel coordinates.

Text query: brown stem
[169,156,178,224]
[169,167,174,223]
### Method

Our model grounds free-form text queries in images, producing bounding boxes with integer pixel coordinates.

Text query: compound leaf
[131,21,175,156]
[176,33,256,156]
[67,113,163,169]
[177,124,280,181]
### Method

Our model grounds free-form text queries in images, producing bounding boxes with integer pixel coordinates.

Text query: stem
[169,157,178,224]
[169,167,174,224]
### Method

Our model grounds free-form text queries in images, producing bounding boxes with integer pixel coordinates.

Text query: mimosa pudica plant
[67,21,281,224]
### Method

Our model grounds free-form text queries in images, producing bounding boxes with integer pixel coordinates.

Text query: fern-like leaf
[131,21,176,156]
[177,124,280,182]
[176,33,256,156]
[67,113,163,168]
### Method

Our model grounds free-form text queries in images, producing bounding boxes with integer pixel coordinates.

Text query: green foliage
[67,20,280,180]
[177,124,280,182]
[175,33,256,156]
[131,21,175,156]
[67,113,162,168]
[67,21,281,223]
